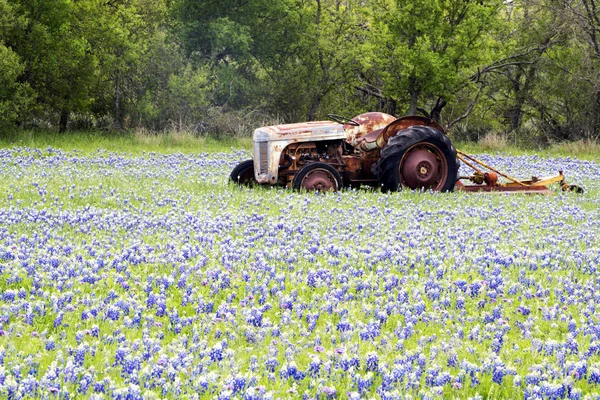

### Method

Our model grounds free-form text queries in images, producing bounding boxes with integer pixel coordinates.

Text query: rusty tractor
[230,112,582,194]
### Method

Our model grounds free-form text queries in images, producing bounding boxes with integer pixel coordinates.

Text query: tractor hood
[253,121,346,143]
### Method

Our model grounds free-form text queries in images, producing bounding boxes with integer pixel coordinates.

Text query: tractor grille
[259,142,269,174]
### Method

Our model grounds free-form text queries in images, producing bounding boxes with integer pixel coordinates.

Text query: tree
[174,0,372,121]
[295,0,370,121]
[2,0,98,131]
[466,0,598,139]
[481,0,566,133]
[563,0,600,107]
[533,0,600,139]
[174,0,297,110]
[131,33,213,132]
[0,0,33,126]
[359,0,503,121]
[85,0,168,129]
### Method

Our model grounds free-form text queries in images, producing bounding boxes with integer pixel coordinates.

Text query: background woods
[1,0,599,144]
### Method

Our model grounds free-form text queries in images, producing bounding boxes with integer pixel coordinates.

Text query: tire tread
[376,126,459,192]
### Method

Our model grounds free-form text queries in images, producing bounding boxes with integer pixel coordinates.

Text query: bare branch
[445,83,484,129]
[469,38,558,82]
[581,0,600,58]
[354,84,385,99]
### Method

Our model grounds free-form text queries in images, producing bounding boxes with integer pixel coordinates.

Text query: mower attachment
[455,151,584,194]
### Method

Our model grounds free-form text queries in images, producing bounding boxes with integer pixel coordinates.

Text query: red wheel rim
[399,143,448,190]
[301,169,338,191]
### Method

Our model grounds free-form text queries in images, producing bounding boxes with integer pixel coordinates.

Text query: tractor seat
[357,128,383,144]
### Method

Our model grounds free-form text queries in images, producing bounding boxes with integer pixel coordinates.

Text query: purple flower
[589,367,600,384]
[265,357,279,372]
[365,352,379,372]
[517,306,531,316]
[321,386,336,398]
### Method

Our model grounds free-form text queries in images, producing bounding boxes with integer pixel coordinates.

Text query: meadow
[0,134,599,399]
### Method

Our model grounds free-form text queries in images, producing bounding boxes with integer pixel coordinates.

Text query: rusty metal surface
[253,122,346,184]
[458,151,527,187]
[249,112,581,193]
[484,172,498,187]
[360,129,383,144]
[342,155,362,177]
[253,113,396,184]
[345,112,396,140]
[399,143,448,190]
[457,149,570,194]
[456,183,553,195]
[345,113,397,150]
[300,168,338,191]
[376,116,445,149]
[253,140,287,184]
[502,173,564,187]
[261,121,344,136]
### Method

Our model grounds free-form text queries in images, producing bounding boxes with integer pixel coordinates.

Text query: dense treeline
[1,0,599,143]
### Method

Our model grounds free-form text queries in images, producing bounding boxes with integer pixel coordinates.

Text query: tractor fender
[375,116,445,149]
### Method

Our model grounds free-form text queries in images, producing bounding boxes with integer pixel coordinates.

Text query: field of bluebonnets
[0,144,599,400]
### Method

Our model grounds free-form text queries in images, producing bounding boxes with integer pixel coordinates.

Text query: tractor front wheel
[376,126,459,192]
[230,159,257,186]
[292,162,343,192]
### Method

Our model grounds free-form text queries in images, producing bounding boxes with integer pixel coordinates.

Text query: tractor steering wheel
[328,114,360,126]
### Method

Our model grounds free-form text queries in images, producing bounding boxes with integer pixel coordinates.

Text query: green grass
[2,128,599,160]
[453,139,600,161]
[0,129,252,154]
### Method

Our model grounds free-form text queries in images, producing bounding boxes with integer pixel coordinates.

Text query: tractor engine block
[278,141,344,185]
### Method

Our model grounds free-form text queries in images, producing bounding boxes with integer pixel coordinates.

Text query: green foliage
[364,0,502,114]
[0,0,32,125]
[0,0,599,142]
[129,31,214,131]
[0,44,33,126]
[3,0,97,123]
[83,0,169,128]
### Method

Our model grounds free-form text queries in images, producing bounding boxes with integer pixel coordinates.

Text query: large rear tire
[230,159,257,186]
[292,162,343,192]
[376,126,459,192]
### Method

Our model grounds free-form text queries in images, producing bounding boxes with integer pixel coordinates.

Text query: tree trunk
[59,110,69,133]
[114,75,124,130]
[409,89,418,115]
[509,76,531,132]
[508,104,524,132]
[408,74,420,115]
[507,57,539,132]
[307,93,323,121]
[430,97,447,122]
[385,98,397,116]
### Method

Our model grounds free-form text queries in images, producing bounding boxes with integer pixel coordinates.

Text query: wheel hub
[417,162,432,178]
[400,144,447,190]
[302,169,337,191]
